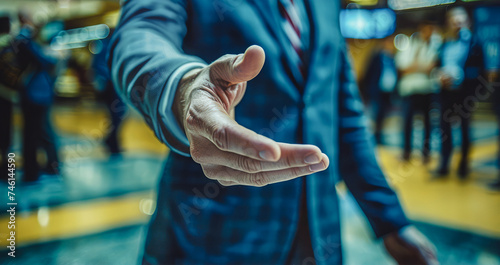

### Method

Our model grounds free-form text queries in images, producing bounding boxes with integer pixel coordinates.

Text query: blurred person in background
[0,15,18,182]
[362,36,398,145]
[435,7,485,178]
[396,21,441,163]
[16,11,61,182]
[109,1,438,264]
[90,30,126,155]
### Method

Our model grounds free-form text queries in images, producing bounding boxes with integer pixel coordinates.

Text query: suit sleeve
[338,48,410,238]
[108,0,206,156]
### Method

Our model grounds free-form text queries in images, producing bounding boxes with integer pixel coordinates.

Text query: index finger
[186,100,281,161]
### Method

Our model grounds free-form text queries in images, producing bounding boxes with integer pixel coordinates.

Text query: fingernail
[309,162,326,172]
[304,154,321,164]
[259,151,274,161]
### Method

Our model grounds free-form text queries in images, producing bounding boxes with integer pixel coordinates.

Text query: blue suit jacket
[109,1,409,264]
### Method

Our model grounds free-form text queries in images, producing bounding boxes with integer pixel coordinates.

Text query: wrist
[173,68,204,134]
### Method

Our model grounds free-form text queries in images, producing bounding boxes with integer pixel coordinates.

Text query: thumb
[211,45,266,85]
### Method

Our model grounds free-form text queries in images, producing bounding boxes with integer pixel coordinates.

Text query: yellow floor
[1,191,155,246]
[378,142,500,238]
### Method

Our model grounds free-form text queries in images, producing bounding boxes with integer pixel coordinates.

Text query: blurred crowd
[361,7,500,189]
[0,10,125,184]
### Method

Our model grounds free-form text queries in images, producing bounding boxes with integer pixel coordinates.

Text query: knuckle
[218,54,234,61]
[209,62,231,86]
[220,166,234,180]
[218,180,232,186]
[185,107,199,132]
[201,166,216,180]
[211,125,228,150]
[237,157,262,173]
[190,146,203,163]
[284,154,294,168]
[292,167,304,177]
[250,173,269,187]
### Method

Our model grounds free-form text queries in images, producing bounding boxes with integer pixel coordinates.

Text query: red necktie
[278,0,306,83]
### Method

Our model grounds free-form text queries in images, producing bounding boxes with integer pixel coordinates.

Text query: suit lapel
[304,0,341,94]
[249,0,305,99]
[248,0,281,43]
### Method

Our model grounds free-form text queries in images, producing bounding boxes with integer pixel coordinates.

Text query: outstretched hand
[173,45,329,186]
